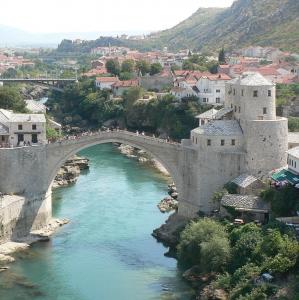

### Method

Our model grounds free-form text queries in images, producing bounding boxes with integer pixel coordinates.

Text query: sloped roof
[0,122,9,134]
[193,120,243,136]
[196,108,219,119]
[232,174,259,188]
[221,194,270,212]
[0,109,45,123]
[229,72,273,86]
[95,76,119,83]
[287,146,299,158]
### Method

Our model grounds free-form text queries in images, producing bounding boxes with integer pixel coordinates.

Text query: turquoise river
[0,144,193,300]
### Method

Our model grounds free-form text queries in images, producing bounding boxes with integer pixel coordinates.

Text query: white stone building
[171,72,231,105]
[95,77,119,90]
[0,109,46,147]
[287,147,299,175]
[195,74,231,105]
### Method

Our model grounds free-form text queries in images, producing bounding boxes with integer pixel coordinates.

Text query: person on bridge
[136,130,139,136]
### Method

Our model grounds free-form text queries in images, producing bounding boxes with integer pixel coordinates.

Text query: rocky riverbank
[52,155,89,188]
[117,144,170,176]
[157,183,178,213]
[0,218,69,271]
[20,85,48,99]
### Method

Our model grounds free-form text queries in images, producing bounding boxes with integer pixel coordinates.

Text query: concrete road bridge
[0,78,77,91]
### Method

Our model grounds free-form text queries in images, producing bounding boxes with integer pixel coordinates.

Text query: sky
[0,0,234,34]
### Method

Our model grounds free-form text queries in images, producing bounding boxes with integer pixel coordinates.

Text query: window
[32,124,37,130]
[207,139,211,146]
[201,120,205,125]
[216,97,220,103]
[192,136,194,143]
[221,140,225,146]
[196,138,198,144]
[31,134,38,143]
[233,89,236,95]
[203,98,207,102]
[268,90,271,97]
[18,124,23,130]
[231,139,235,146]
[1,136,5,141]
[253,90,258,97]
[231,104,233,109]
[241,89,244,96]
[263,107,267,114]
[238,106,241,113]
[234,106,237,112]
[216,89,220,93]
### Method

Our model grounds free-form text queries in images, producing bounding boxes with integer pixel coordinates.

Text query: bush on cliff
[177,218,230,272]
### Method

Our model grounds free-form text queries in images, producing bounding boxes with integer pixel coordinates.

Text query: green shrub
[177,218,230,270]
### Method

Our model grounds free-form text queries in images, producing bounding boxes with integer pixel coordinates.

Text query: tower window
[239,106,241,113]
[233,89,236,95]
[216,89,220,93]
[216,97,220,103]
[32,124,37,130]
[241,89,244,96]
[231,139,235,146]
[268,90,271,97]
[263,107,267,114]
[18,124,23,130]
[221,140,225,146]
[207,139,211,146]
[253,90,258,97]
[234,106,237,112]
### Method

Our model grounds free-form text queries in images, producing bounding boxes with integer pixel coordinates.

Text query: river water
[0,144,193,300]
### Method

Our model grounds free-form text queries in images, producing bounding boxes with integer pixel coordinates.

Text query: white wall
[288,154,299,174]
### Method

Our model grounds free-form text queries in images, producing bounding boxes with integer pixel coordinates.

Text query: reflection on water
[0,144,193,300]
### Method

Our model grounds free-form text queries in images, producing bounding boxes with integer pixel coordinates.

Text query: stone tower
[225,72,288,176]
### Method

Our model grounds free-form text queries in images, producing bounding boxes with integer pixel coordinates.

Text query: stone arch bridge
[0,130,245,242]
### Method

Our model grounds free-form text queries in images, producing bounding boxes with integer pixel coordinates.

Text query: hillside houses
[171,71,231,105]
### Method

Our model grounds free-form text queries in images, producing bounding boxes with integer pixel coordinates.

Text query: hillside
[147,0,299,52]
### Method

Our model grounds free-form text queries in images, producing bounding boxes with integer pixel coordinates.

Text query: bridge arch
[45,132,183,197]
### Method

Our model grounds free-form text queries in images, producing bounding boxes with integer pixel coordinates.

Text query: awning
[271,169,299,185]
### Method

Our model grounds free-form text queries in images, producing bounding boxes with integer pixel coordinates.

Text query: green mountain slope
[147,0,299,52]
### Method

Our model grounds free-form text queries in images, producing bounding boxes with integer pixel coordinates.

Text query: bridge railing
[0,130,180,150]
[49,129,180,146]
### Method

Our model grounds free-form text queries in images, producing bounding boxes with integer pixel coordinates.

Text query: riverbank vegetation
[176,218,299,299]
[0,86,27,112]
[47,79,211,139]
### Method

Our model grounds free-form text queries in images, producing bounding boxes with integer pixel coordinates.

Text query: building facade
[0,109,46,147]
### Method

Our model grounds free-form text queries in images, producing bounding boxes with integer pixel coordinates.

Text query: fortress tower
[182,72,288,215]
[225,72,288,176]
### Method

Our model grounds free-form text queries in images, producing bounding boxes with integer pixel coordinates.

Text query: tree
[0,86,27,112]
[218,48,226,63]
[136,60,150,76]
[177,218,230,268]
[119,72,134,81]
[200,236,231,272]
[150,63,162,75]
[121,59,135,73]
[105,59,120,76]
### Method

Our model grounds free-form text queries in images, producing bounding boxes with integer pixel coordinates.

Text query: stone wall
[244,118,288,176]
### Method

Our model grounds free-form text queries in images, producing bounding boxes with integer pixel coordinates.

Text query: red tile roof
[112,79,139,88]
[96,76,119,83]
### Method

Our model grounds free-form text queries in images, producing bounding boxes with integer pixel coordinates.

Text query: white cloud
[0,0,234,33]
